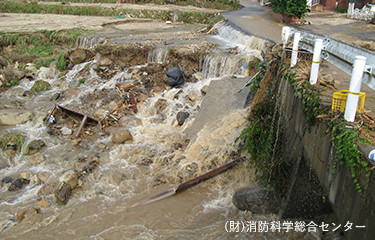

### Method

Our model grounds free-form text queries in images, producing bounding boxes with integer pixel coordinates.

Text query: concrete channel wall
[272,64,375,240]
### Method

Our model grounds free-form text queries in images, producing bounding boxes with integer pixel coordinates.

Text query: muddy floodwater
[0,20,326,240]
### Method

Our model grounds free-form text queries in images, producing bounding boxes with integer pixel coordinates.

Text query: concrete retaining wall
[272,68,375,239]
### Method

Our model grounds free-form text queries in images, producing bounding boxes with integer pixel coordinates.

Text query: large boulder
[0,110,33,125]
[232,186,279,214]
[31,80,51,93]
[69,49,87,65]
[118,115,143,128]
[111,128,133,144]
[26,140,46,155]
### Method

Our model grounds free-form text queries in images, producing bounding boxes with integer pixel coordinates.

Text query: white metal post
[344,56,367,122]
[281,26,291,48]
[309,39,323,85]
[291,32,300,67]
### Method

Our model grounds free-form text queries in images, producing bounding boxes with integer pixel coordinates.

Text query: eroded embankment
[0,22,275,239]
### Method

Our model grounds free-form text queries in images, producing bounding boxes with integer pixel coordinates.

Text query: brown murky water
[0,24,328,240]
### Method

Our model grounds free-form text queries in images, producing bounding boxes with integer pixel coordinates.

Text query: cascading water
[147,47,170,64]
[75,35,106,49]
[0,24,322,240]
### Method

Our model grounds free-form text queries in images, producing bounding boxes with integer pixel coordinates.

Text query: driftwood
[99,104,135,123]
[132,157,244,207]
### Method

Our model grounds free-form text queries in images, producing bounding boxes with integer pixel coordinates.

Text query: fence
[284,27,375,90]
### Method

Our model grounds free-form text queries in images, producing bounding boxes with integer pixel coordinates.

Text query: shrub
[271,0,309,18]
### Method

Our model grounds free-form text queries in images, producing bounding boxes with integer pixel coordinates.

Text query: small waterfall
[75,35,106,49]
[214,24,266,53]
[147,47,169,64]
[202,52,251,79]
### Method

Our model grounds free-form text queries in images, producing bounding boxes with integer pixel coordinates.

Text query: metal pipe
[309,39,323,85]
[344,56,367,122]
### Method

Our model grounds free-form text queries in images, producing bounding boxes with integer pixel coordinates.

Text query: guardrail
[287,27,375,90]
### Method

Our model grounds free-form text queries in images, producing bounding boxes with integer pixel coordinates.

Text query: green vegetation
[0,1,220,24]
[270,0,310,18]
[285,69,322,127]
[329,119,370,194]
[335,7,347,13]
[78,78,86,85]
[241,56,372,197]
[240,59,292,196]
[0,30,84,74]
[0,133,25,153]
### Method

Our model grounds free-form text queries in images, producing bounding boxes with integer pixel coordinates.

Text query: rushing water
[0,24,327,239]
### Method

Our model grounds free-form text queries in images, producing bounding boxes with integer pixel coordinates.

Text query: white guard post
[291,32,300,67]
[344,56,367,122]
[281,26,291,48]
[309,39,323,85]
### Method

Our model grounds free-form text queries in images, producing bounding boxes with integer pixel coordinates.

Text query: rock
[201,85,209,95]
[0,109,33,125]
[0,55,8,68]
[31,80,51,93]
[188,89,200,102]
[2,176,13,186]
[60,127,72,136]
[192,72,203,81]
[54,182,72,205]
[29,154,44,165]
[26,140,46,155]
[59,170,78,189]
[97,57,112,66]
[37,199,49,208]
[51,92,61,101]
[13,70,25,80]
[8,178,30,191]
[71,139,80,146]
[111,128,133,144]
[118,115,143,128]
[37,67,56,80]
[176,111,190,126]
[19,172,33,180]
[155,98,168,114]
[33,172,51,183]
[232,186,278,214]
[22,90,34,97]
[38,184,54,196]
[16,207,40,223]
[69,49,87,65]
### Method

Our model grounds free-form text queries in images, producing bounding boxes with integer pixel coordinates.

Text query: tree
[271,0,310,18]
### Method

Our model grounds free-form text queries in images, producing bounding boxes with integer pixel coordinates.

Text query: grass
[0,30,85,75]
[0,133,25,153]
